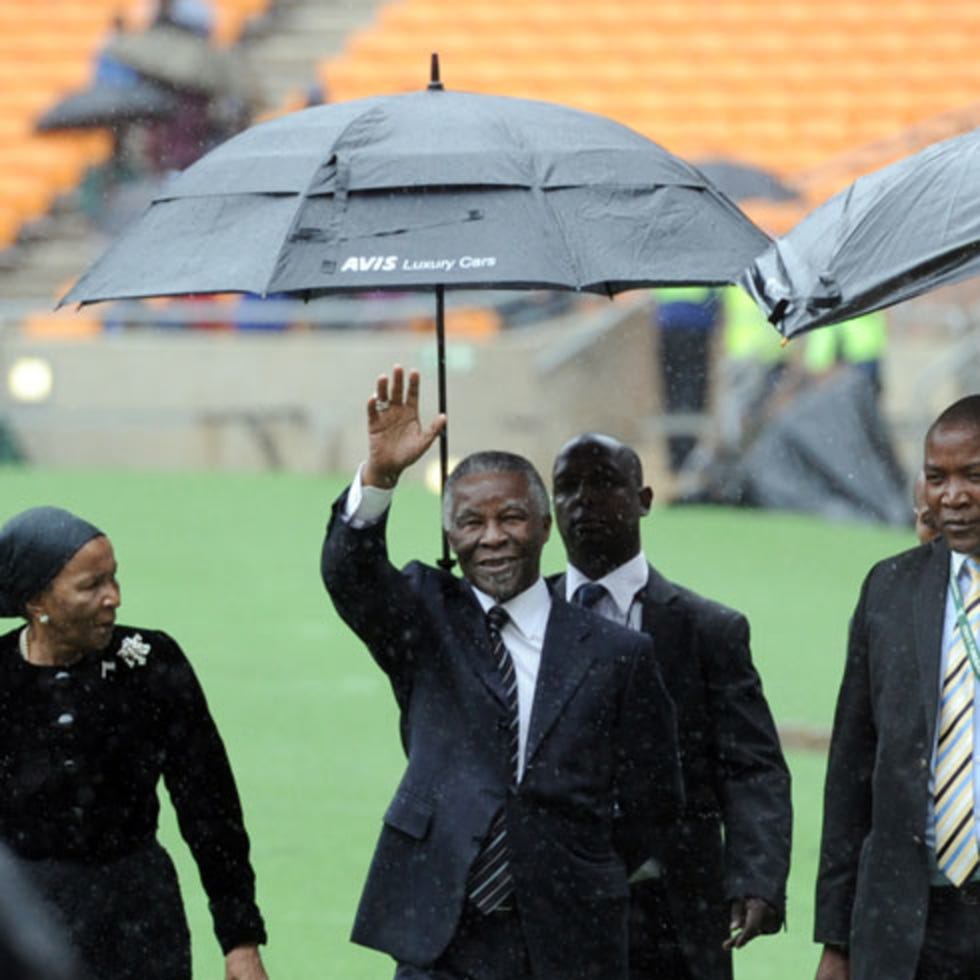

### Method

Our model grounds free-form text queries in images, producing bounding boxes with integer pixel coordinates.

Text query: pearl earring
[38,613,50,624]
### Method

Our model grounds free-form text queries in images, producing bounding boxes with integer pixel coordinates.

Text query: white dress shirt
[468,579,550,782]
[564,551,650,629]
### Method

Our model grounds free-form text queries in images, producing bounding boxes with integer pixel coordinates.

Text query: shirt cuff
[343,463,394,528]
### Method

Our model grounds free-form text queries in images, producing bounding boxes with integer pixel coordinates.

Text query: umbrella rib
[529,181,587,290]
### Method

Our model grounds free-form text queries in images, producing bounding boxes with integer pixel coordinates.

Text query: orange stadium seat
[22,308,104,338]
[0,204,23,248]
[0,0,271,253]
[0,175,56,225]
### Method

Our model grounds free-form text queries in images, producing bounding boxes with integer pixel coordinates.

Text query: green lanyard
[950,565,980,681]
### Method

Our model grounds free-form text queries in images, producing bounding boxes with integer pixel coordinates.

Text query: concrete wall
[0,298,661,481]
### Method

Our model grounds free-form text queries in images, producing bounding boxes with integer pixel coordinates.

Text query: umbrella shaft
[436,285,454,570]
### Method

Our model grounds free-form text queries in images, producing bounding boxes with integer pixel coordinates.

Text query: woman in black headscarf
[0,506,269,980]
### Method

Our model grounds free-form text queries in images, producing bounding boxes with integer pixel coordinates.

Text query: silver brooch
[117,633,151,668]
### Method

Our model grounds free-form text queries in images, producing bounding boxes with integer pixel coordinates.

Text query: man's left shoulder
[553,595,653,659]
[648,569,746,633]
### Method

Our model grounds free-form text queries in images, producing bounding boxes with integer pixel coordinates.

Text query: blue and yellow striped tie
[935,558,980,886]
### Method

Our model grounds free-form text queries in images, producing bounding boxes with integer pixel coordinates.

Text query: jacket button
[63,758,78,773]
[53,671,71,685]
[56,712,75,728]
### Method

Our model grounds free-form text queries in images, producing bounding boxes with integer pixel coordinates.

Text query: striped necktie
[935,558,980,886]
[467,606,519,913]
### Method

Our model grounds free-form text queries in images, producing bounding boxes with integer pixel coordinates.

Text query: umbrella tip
[428,52,444,91]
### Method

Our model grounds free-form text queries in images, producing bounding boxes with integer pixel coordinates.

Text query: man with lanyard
[816,393,980,980]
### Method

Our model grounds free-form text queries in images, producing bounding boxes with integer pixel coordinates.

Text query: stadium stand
[2,0,977,302]
[0,0,269,252]
[318,0,980,231]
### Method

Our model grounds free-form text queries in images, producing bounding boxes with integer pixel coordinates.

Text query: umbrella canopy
[35,80,180,133]
[740,127,980,339]
[694,158,800,203]
[61,63,769,564]
[63,90,768,304]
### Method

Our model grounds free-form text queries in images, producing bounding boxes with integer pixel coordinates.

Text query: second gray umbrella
[36,80,180,133]
[741,127,980,339]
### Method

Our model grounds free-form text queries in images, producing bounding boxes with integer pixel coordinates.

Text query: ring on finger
[375,399,390,412]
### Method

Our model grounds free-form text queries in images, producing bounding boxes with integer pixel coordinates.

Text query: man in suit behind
[321,367,682,980]
[815,393,980,980]
[550,432,792,980]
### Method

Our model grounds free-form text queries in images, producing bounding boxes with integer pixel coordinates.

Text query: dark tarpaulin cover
[733,370,910,525]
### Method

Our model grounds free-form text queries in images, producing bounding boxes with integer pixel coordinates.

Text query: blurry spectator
[304,82,328,108]
[234,294,291,332]
[497,290,578,327]
[93,16,141,88]
[913,469,940,544]
[803,310,888,397]
[141,0,257,175]
[144,90,216,173]
[717,285,791,449]
[75,17,153,227]
[151,0,213,36]
[0,418,23,463]
[178,294,235,330]
[652,286,721,472]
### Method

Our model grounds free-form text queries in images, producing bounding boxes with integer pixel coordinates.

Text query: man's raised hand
[363,365,446,489]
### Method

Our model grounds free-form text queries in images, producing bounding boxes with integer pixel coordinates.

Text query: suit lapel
[524,598,596,765]
[639,566,685,659]
[914,542,952,742]
[446,582,510,708]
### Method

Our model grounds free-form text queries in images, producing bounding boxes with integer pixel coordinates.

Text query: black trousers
[17,840,191,980]
[628,879,696,980]
[915,885,980,979]
[394,901,533,980]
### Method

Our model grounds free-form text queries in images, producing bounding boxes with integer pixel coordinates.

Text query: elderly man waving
[321,366,681,980]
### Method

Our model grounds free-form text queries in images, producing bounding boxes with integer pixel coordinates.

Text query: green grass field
[0,466,915,979]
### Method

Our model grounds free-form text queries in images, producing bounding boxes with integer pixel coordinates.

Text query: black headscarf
[0,507,104,618]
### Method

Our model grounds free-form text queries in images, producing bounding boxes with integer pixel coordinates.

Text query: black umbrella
[694,158,800,203]
[740,127,980,339]
[62,57,769,565]
[35,80,180,133]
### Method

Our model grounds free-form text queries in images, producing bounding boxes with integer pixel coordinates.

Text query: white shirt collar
[470,577,551,644]
[565,551,650,618]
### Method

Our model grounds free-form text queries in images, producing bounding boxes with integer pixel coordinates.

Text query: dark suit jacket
[816,539,952,980]
[322,495,682,979]
[553,567,791,980]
